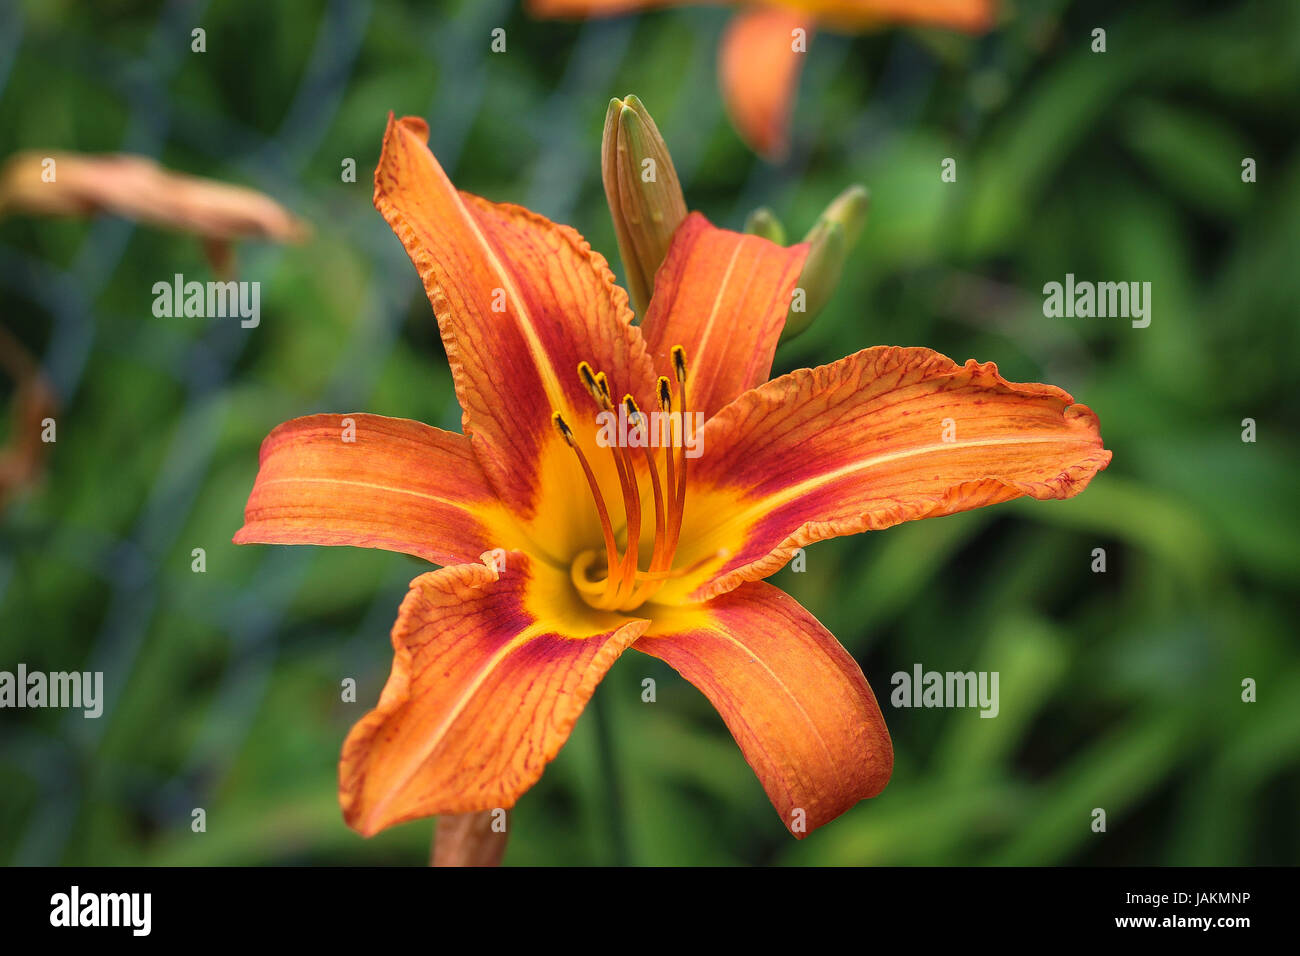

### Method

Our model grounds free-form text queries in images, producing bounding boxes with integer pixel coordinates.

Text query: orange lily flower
[234,114,1110,844]
[528,1,996,158]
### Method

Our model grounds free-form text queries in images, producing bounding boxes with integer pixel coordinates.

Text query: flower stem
[591,688,630,866]
[429,810,509,866]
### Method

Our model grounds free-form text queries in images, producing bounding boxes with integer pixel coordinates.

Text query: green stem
[591,688,630,866]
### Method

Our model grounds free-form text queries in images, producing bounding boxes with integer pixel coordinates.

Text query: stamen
[552,411,620,594]
[668,348,689,555]
[578,361,601,401]
[572,366,632,607]
[626,395,666,572]
[656,376,672,412]
[552,410,575,445]
[568,550,607,594]
[563,353,697,611]
[656,375,678,558]
[633,548,729,582]
[608,415,642,607]
[622,352,694,609]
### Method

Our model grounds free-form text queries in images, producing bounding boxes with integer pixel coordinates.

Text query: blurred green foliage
[1,0,1297,866]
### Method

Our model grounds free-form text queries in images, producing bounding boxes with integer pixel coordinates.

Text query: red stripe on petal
[340,553,648,835]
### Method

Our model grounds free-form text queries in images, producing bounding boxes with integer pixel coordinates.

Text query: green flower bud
[782,185,870,342]
[744,206,786,245]
[601,95,687,317]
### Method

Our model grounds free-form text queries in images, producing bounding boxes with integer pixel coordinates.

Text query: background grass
[1,0,1297,865]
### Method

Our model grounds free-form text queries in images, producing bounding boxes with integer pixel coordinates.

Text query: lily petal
[0,150,308,242]
[528,0,995,33]
[527,0,680,14]
[640,212,809,419]
[233,414,509,567]
[635,581,891,837]
[341,553,648,835]
[373,115,657,556]
[719,8,810,160]
[664,346,1111,602]
[772,0,995,33]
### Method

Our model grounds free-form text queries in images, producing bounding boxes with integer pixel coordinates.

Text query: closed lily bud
[601,95,687,316]
[783,184,870,342]
[744,206,787,245]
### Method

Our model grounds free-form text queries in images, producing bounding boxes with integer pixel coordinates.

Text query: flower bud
[601,95,687,316]
[744,206,787,245]
[782,185,870,342]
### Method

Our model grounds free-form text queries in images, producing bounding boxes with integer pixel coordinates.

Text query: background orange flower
[530,0,996,157]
